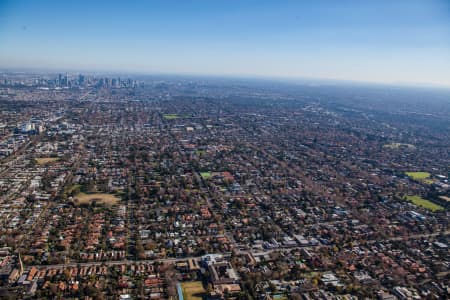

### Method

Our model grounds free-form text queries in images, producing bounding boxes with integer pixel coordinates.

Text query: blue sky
[1,0,449,86]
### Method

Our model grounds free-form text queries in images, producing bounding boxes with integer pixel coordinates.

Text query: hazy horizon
[1,0,450,87]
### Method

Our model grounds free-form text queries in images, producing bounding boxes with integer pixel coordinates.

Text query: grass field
[163,114,179,120]
[405,195,444,212]
[405,172,431,180]
[181,281,206,300]
[423,179,435,185]
[200,172,212,179]
[35,157,59,165]
[74,192,120,207]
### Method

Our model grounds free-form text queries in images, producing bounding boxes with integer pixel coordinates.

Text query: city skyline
[1,0,450,87]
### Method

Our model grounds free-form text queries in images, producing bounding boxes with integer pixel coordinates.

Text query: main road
[25,230,449,271]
